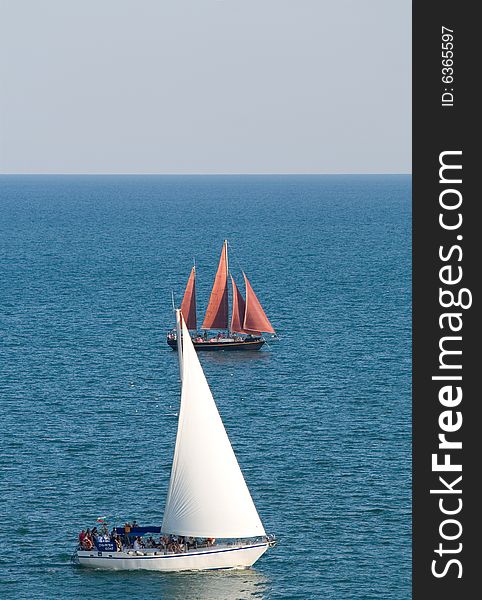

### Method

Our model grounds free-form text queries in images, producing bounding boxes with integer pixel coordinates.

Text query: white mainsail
[161,314,266,539]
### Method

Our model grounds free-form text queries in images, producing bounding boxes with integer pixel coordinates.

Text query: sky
[0,0,411,174]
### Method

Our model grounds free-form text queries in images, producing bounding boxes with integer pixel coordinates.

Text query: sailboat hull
[167,338,265,351]
[75,542,269,572]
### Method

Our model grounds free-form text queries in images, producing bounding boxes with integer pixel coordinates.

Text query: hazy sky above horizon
[0,1,411,174]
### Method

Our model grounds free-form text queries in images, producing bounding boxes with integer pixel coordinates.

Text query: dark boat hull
[167,338,265,351]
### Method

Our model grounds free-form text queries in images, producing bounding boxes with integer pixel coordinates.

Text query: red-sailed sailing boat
[167,240,275,351]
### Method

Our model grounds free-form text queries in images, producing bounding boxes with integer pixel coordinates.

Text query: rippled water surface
[0,175,411,599]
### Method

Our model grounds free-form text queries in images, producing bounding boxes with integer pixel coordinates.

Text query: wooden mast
[225,240,230,335]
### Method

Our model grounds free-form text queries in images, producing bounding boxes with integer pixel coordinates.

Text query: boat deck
[167,337,265,351]
[75,541,270,571]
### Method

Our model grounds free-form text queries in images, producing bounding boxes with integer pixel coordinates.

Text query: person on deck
[78,530,86,545]
[82,535,93,550]
[124,522,131,535]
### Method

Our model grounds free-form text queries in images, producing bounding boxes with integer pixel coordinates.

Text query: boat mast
[225,240,230,335]
[175,309,183,380]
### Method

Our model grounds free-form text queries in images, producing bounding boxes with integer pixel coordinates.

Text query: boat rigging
[167,240,276,351]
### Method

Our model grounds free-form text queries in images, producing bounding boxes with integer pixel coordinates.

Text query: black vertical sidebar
[413,3,478,598]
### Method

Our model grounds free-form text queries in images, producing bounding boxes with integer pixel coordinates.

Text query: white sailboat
[75,310,274,571]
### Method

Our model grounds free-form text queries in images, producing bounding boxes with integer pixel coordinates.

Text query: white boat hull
[76,542,268,572]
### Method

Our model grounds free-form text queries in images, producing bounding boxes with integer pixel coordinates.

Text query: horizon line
[0,171,412,176]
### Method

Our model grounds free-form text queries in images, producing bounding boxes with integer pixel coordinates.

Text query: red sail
[180,266,197,330]
[230,275,246,333]
[201,241,229,330]
[243,272,275,334]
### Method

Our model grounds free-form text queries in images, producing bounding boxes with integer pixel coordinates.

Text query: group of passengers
[78,524,117,551]
[168,329,257,344]
[78,521,216,553]
[171,330,226,343]
[132,534,216,553]
[191,332,253,343]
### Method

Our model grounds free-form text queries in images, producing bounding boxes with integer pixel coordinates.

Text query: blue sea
[0,175,411,599]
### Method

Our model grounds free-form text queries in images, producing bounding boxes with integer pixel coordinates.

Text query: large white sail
[161,316,266,539]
